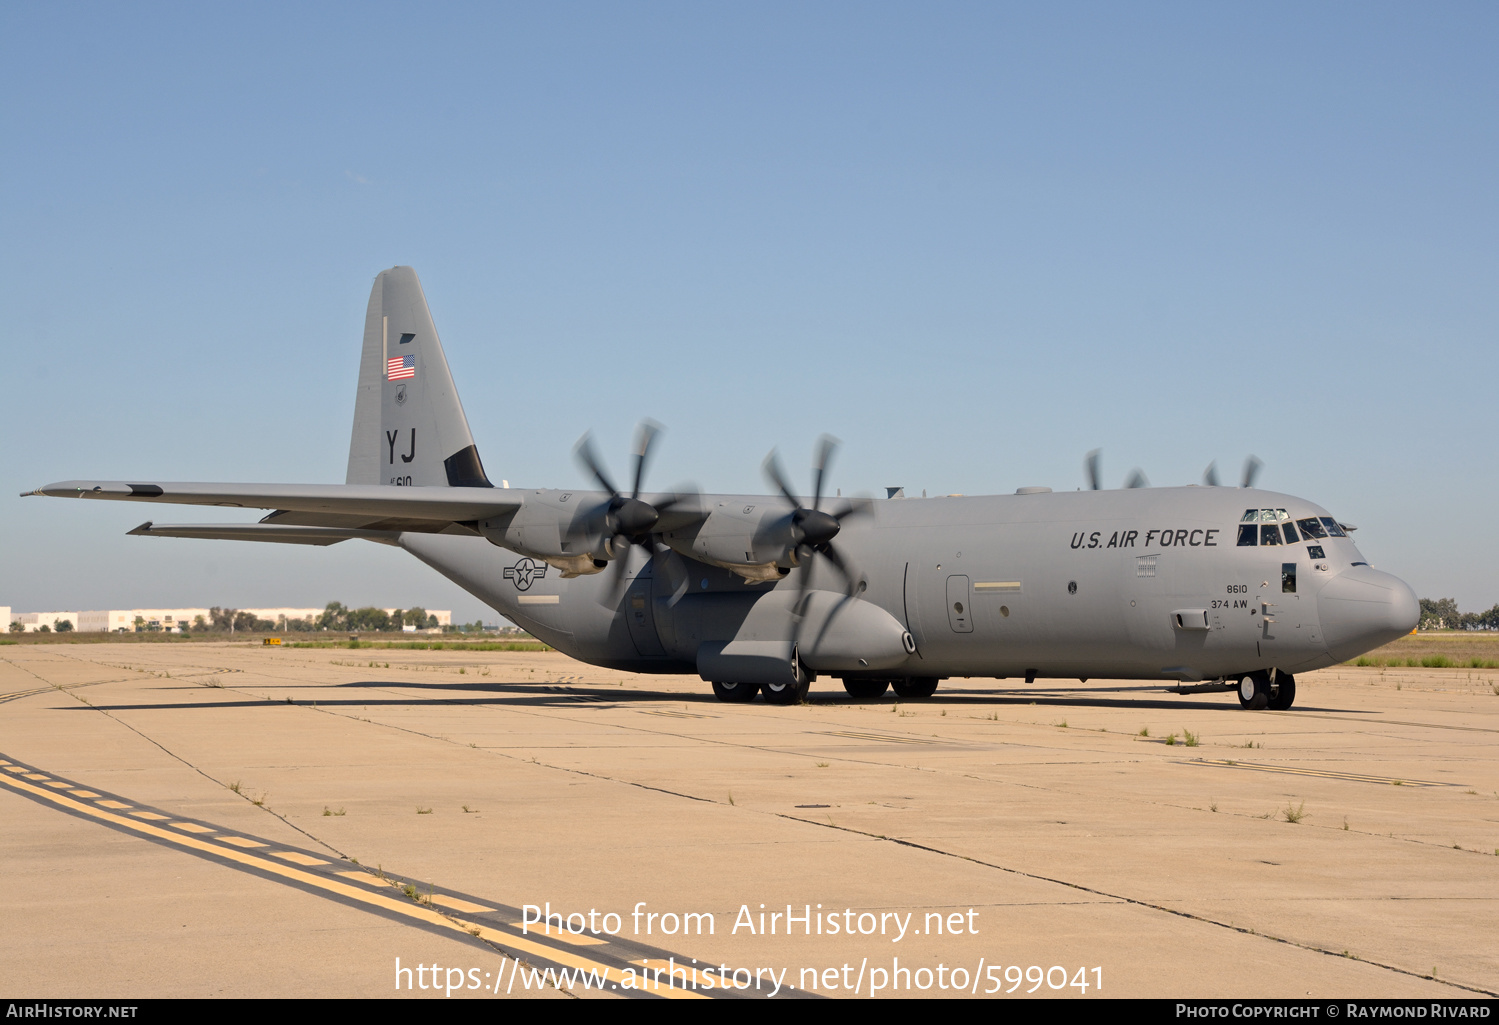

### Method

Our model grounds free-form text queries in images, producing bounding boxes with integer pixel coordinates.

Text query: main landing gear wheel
[842,678,889,700]
[711,680,760,703]
[891,677,939,699]
[1237,671,1271,710]
[1267,672,1296,711]
[762,677,811,705]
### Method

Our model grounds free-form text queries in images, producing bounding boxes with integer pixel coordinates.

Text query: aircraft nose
[1318,566,1420,663]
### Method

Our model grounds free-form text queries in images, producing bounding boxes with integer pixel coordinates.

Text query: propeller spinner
[573,420,684,596]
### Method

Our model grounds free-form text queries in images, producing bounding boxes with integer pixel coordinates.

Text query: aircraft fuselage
[402,483,1418,690]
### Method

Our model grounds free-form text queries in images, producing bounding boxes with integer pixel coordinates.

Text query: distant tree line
[186,604,452,634]
[1419,598,1499,631]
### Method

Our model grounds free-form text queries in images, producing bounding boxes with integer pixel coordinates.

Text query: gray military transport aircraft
[27,268,1419,709]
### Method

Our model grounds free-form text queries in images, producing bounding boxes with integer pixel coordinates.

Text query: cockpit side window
[1281,520,1300,543]
[1297,517,1327,539]
[1237,524,1257,546]
[1320,516,1347,538]
[1282,563,1296,593]
[1260,524,1282,546]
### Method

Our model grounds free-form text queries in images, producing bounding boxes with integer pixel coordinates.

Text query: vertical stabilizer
[346,267,492,488]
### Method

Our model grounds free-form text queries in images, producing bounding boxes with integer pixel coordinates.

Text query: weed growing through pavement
[1183,729,1199,747]
[416,806,432,815]
[1164,733,1177,746]
[1283,801,1307,824]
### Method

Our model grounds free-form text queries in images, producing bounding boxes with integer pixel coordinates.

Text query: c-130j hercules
[28,268,1419,709]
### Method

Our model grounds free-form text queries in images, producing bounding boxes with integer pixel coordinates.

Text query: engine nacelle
[478,490,613,577]
[661,501,797,582]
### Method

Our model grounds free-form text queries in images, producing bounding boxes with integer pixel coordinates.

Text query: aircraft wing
[125,521,403,546]
[24,480,523,528]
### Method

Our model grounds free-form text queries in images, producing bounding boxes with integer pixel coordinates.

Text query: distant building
[10,611,81,632]
[8,607,451,633]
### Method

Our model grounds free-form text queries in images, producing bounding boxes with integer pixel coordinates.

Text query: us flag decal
[387,354,415,380]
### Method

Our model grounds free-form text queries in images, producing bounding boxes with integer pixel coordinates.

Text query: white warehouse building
[7,607,452,633]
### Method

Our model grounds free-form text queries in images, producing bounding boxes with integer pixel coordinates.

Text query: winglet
[127,521,154,535]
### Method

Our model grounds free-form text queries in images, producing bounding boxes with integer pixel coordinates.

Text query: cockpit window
[1242,509,1258,523]
[1260,524,1282,546]
[1281,520,1300,543]
[1297,517,1327,539]
[1320,516,1347,538]
[1237,524,1257,546]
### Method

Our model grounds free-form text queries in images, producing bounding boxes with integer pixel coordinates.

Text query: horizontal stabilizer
[127,521,401,546]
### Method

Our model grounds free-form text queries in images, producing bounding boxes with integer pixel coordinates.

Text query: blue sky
[3,2,1495,621]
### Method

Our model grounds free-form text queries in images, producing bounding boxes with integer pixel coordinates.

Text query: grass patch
[1346,633,1499,669]
[1282,801,1307,824]
[416,806,432,815]
[323,806,345,817]
[290,639,551,652]
[1182,728,1199,747]
[1164,733,1178,746]
[1138,726,1149,737]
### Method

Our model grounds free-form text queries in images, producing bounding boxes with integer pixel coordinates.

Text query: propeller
[1203,461,1220,487]
[763,436,870,650]
[573,420,682,596]
[1085,449,1148,489]
[1240,455,1263,489]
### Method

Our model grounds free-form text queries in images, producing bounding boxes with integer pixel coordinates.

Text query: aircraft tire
[762,677,810,705]
[843,678,890,700]
[1267,673,1296,711]
[1237,672,1270,710]
[892,677,939,699]
[712,680,760,703]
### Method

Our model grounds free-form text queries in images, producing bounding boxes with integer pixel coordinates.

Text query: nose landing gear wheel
[711,680,760,703]
[1238,671,1271,710]
[1267,672,1296,711]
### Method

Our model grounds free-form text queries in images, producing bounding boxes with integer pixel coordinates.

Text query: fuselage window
[1297,517,1327,539]
[1260,524,1282,546]
[1282,563,1296,593]
[1320,516,1347,537]
[1281,520,1300,543]
[1307,544,1326,559]
[1237,524,1258,546]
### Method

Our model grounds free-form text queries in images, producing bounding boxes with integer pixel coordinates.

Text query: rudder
[346,267,492,488]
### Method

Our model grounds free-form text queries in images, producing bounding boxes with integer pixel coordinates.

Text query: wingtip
[127,521,154,536]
